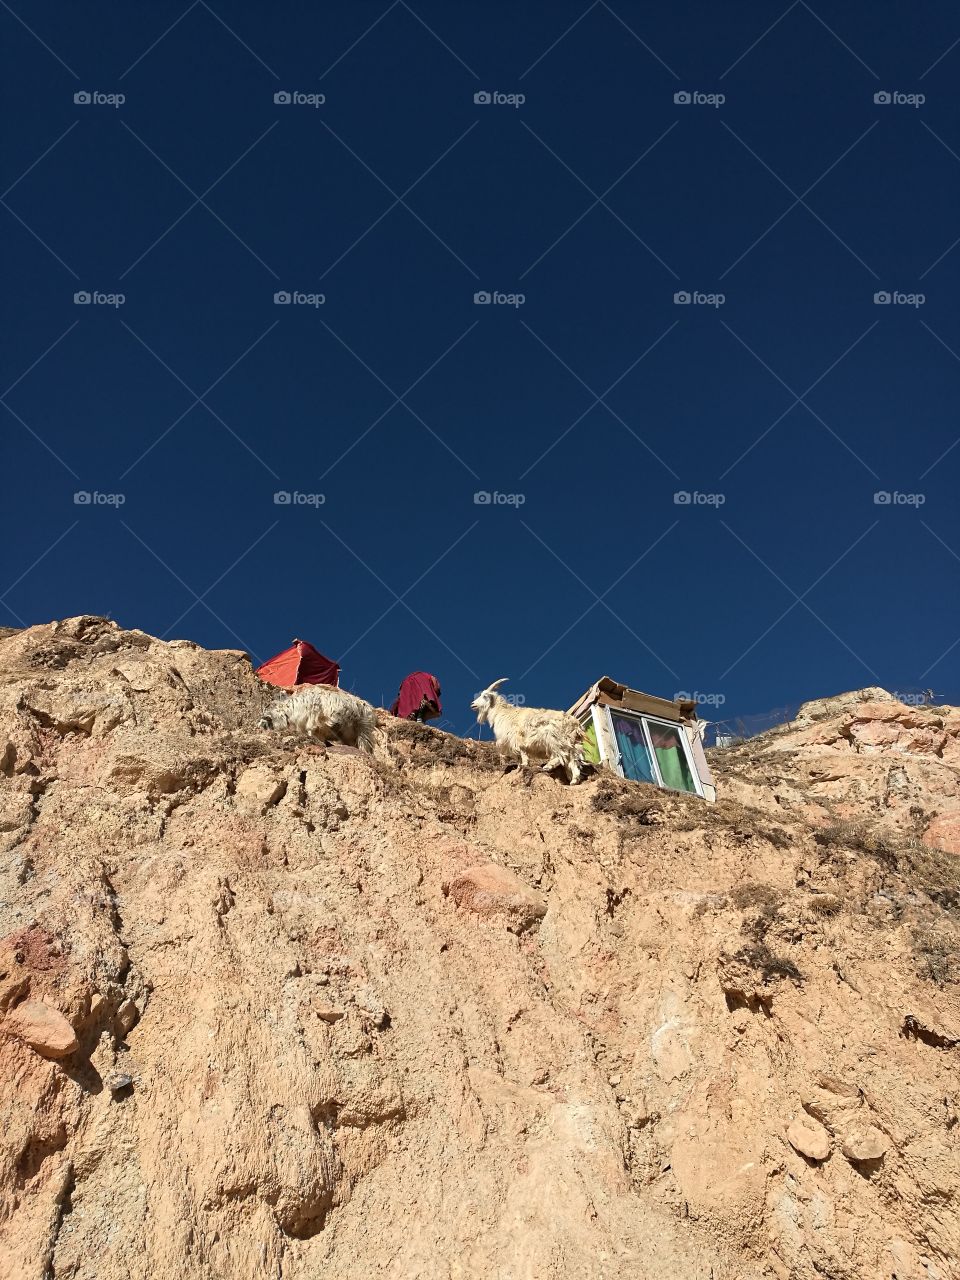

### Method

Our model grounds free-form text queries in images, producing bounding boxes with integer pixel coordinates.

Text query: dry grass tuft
[912,925,960,986]
[815,820,960,911]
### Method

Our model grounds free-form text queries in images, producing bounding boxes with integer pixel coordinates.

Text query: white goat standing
[471,678,584,783]
[259,685,376,753]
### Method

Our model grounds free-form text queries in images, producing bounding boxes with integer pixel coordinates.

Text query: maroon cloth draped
[390,671,442,720]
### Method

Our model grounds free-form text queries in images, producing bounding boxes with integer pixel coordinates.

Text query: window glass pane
[581,717,601,765]
[611,713,656,783]
[645,720,697,793]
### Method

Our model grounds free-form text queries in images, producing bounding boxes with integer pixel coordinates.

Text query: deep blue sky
[2,1,959,735]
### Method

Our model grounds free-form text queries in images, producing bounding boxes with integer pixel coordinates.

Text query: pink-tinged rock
[923,813,960,856]
[786,1117,831,1161]
[787,725,848,749]
[849,715,947,757]
[903,730,948,756]
[849,721,908,751]
[850,701,912,722]
[5,998,78,1058]
[443,863,547,932]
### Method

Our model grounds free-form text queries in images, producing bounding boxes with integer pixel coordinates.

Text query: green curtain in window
[582,718,601,764]
[648,723,696,793]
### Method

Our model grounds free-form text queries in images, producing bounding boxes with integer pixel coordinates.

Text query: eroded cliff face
[1,617,958,1280]
[716,686,960,860]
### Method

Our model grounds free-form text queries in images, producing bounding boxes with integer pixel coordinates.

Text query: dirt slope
[1,617,958,1280]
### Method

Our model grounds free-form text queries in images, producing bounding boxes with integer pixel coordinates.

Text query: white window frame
[596,706,704,798]
[583,704,617,772]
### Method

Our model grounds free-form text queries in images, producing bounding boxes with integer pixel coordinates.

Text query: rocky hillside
[1,617,958,1280]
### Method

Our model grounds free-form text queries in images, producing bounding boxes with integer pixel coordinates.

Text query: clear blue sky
[2,1,958,736]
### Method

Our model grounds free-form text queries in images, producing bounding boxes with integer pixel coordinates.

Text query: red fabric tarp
[256,639,340,689]
[390,671,442,720]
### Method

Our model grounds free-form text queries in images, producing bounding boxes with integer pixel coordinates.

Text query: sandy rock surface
[1,617,959,1279]
[714,688,960,852]
[4,999,78,1060]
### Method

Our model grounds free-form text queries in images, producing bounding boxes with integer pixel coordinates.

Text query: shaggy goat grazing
[471,678,584,783]
[259,685,377,753]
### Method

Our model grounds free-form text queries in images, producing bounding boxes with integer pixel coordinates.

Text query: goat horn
[485,678,509,693]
